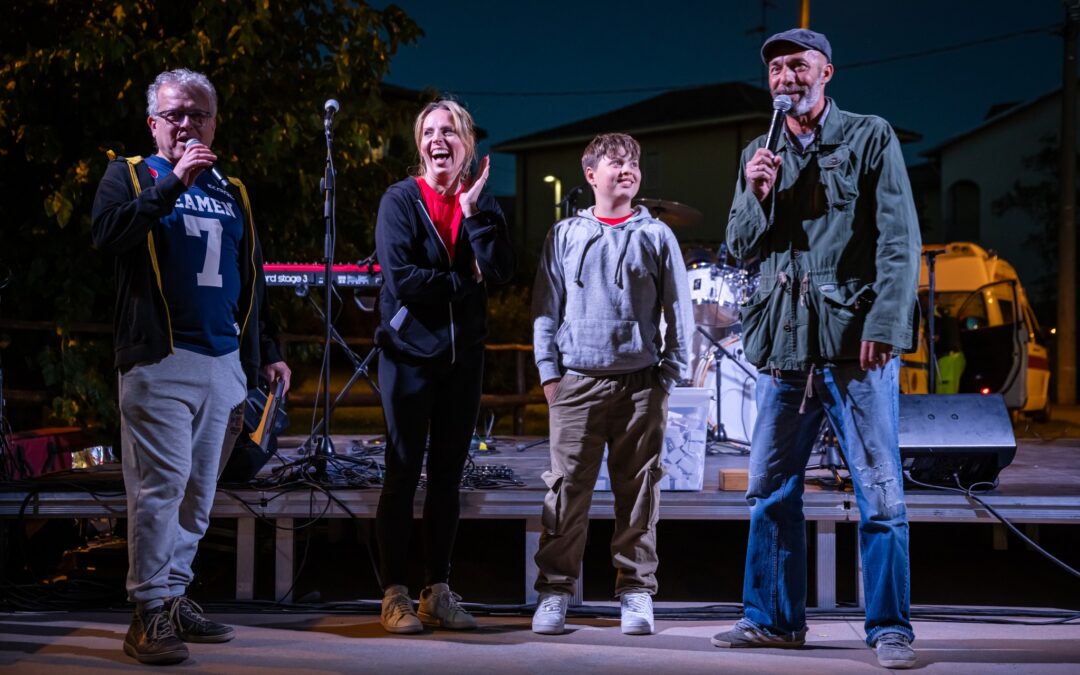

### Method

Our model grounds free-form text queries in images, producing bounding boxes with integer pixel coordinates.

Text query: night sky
[376,0,1067,197]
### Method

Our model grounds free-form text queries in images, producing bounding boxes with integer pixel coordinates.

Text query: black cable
[905,470,1080,582]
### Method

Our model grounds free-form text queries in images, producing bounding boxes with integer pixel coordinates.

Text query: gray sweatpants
[119,348,247,609]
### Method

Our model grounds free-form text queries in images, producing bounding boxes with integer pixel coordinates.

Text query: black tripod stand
[297,287,380,450]
[273,99,377,483]
[696,326,756,445]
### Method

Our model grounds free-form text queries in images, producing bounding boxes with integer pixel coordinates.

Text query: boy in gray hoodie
[530,133,694,636]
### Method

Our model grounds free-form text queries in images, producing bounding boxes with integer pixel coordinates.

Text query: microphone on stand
[764,94,793,154]
[324,99,340,131]
[183,138,230,190]
[558,185,586,219]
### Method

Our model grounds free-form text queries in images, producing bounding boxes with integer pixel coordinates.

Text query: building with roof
[495,82,921,272]
[493,82,774,269]
[920,86,1078,306]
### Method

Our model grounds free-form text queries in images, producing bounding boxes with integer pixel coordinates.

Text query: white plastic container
[596,386,711,491]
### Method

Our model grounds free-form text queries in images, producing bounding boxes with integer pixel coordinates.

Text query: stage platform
[3,608,1080,673]
[3,434,1080,611]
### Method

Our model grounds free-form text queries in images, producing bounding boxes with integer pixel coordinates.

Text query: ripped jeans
[742,359,913,645]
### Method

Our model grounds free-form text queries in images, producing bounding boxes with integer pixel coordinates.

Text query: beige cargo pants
[534,368,668,597]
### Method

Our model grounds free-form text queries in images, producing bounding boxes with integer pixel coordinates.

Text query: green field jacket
[726,99,922,372]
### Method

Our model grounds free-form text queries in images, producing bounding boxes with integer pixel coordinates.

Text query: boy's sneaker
[123,605,189,665]
[710,619,806,648]
[620,592,655,635]
[874,633,916,669]
[417,583,477,630]
[532,592,570,634]
[380,585,423,634]
[165,595,235,643]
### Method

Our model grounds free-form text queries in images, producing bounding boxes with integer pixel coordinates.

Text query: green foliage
[0,0,423,432]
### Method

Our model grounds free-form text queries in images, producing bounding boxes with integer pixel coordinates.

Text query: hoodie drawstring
[613,229,634,288]
[574,225,603,286]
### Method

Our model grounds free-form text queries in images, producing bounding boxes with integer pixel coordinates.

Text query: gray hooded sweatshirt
[532,206,694,391]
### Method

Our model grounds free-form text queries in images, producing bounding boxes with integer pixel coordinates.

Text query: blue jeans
[741,359,913,645]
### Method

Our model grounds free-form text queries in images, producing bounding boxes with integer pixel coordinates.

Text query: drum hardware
[808,419,849,489]
[633,198,704,228]
[695,327,757,448]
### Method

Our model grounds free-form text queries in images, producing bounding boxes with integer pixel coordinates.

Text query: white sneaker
[532,592,570,634]
[417,583,477,630]
[380,585,422,634]
[620,592,654,635]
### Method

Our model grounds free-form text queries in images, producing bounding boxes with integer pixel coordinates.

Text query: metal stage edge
[3,436,1079,612]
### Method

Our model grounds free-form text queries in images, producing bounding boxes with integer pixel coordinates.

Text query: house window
[947,180,980,242]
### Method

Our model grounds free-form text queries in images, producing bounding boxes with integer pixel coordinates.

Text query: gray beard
[791,79,823,117]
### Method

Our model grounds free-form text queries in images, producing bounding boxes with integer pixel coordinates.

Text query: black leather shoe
[165,596,236,643]
[123,606,189,665]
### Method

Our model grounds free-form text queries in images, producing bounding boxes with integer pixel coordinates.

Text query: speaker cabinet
[899,394,1016,489]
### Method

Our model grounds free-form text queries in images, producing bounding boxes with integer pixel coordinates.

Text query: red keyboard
[263,262,382,289]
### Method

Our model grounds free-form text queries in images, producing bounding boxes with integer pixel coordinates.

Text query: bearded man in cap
[711,29,921,670]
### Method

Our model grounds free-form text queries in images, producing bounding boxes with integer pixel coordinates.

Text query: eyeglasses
[155,109,213,127]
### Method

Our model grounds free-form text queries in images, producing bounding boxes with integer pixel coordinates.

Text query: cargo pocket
[816,279,871,360]
[739,276,782,368]
[818,149,859,210]
[540,470,565,534]
[628,462,666,532]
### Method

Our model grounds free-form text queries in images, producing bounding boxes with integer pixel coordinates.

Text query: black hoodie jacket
[374,177,515,362]
[91,155,282,387]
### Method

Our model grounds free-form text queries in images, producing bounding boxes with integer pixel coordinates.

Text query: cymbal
[633,198,703,227]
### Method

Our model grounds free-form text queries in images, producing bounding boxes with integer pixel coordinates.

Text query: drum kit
[635,198,759,446]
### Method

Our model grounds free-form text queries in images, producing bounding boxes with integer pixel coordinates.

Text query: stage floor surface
[2,608,1079,673]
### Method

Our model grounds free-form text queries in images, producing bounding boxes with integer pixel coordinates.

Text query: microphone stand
[558,185,585,220]
[923,249,946,395]
[276,104,376,483]
[696,326,756,443]
[315,109,336,466]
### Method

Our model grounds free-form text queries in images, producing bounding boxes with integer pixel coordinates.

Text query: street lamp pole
[544,175,561,222]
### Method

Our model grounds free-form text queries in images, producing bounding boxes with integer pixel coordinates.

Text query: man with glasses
[92,68,290,665]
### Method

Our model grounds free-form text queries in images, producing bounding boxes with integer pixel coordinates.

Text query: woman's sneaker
[417,583,477,630]
[380,585,423,634]
[532,592,570,634]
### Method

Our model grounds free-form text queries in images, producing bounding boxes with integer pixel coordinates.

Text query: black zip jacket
[374,177,515,361]
[91,155,282,387]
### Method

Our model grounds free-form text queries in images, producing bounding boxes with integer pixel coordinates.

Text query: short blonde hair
[581,133,640,173]
[412,99,477,185]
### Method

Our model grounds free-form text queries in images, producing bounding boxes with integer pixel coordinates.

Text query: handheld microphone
[764,94,792,154]
[183,138,230,189]
[324,99,340,130]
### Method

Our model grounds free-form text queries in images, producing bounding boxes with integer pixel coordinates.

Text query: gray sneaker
[532,592,570,635]
[417,583,477,630]
[620,592,655,635]
[380,585,423,634]
[874,632,916,669]
[710,619,806,648]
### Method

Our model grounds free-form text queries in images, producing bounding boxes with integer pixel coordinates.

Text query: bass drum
[686,263,746,327]
[693,335,758,444]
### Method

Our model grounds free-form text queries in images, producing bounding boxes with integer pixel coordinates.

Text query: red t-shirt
[596,213,633,226]
[416,177,463,260]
